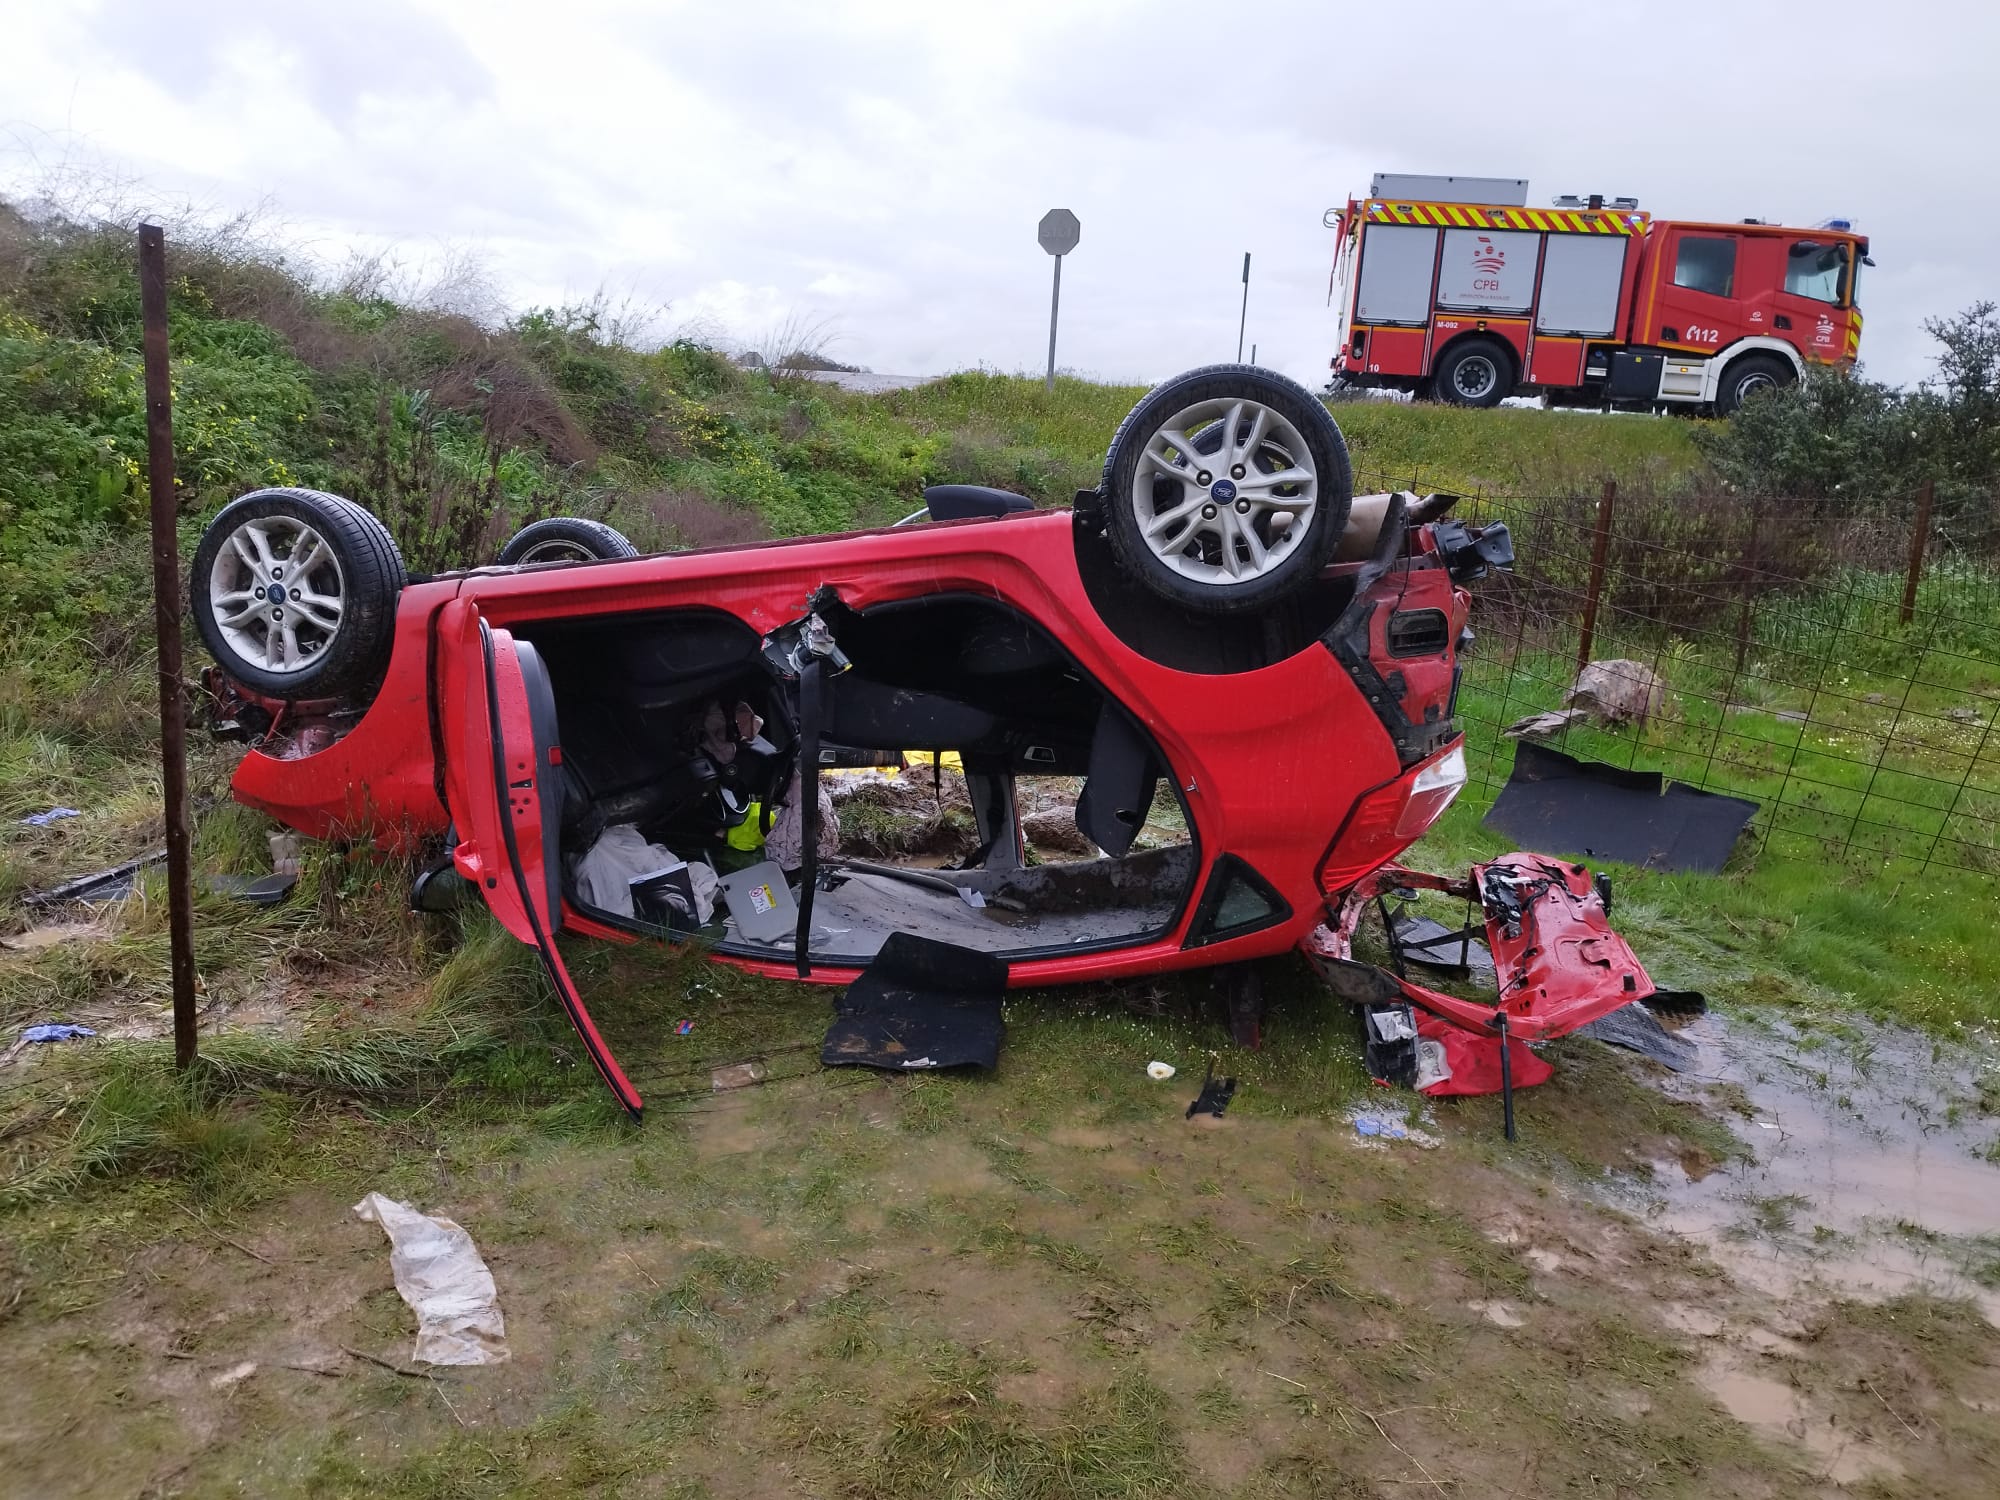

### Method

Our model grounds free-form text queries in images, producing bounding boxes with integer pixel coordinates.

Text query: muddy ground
[3,932,1998,1499]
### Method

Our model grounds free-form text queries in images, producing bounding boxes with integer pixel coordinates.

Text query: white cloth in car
[766,770,839,872]
[576,824,717,922]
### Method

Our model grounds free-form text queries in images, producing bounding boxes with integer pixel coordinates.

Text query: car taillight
[1402,743,1467,833]
[1317,743,1467,895]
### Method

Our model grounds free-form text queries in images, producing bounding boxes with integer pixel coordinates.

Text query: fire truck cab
[1328,173,1869,415]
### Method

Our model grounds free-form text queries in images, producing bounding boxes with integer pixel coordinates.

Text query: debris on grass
[18,807,82,827]
[352,1193,509,1367]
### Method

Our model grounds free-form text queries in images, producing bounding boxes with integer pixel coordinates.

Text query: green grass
[4,195,1998,1499]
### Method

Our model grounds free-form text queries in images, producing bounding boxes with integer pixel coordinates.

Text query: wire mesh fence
[1364,467,2000,879]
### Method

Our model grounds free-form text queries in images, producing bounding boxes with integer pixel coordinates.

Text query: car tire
[1432,338,1514,408]
[190,488,406,700]
[1714,354,1794,416]
[497,517,639,565]
[1099,364,1354,616]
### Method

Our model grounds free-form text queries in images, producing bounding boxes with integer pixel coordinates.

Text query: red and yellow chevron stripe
[1365,200,1647,235]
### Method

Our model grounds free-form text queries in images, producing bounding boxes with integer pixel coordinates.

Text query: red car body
[222,502,1641,1117]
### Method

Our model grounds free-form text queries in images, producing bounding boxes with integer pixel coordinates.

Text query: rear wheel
[1714,354,1794,416]
[497,517,639,565]
[1099,364,1353,615]
[1432,338,1514,408]
[191,488,405,699]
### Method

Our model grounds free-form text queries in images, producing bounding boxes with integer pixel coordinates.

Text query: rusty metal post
[1575,479,1616,675]
[139,225,199,1070]
[1734,499,1762,679]
[1900,479,1934,626]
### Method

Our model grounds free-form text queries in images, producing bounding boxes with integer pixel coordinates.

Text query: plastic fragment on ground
[18,807,81,827]
[20,1023,97,1044]
[351,1192,509,1366]
[1147,1061,1176,1080]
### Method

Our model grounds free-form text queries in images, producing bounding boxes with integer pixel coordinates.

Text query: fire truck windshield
[1786,241,1851,305]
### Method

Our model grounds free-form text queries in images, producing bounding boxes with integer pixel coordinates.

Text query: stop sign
[1038,209,1080,256]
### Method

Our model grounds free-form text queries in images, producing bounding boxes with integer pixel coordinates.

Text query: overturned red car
[191,365,1654,1117]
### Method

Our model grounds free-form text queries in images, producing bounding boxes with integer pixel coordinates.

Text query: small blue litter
[21,1024,96,1044]
[1353,1114,1409,1140]
[20,808,82,828]
[675,1020,694,1036]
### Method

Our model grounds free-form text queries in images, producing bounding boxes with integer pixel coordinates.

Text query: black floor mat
[1483,742,1758,874]
[1576,1001,1700,1072]
[821,932,1008,1071]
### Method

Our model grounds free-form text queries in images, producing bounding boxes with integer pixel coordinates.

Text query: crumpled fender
[1300,852,1652,1042]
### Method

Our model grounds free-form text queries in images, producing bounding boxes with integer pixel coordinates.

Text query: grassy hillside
[10,205,2000,1500]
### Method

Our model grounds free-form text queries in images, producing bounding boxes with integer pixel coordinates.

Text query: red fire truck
[1327,173,1870,414]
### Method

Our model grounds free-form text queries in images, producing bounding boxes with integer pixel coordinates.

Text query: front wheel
[1714,354,1795,416]
[1099,364,1353,615]
[1432,338,1514,408]
[190,488,406,699]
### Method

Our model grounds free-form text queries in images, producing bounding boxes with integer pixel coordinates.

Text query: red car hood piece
[1302,851,1652,1044]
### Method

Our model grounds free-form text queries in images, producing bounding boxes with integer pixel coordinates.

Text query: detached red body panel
[1301,851,1651,1094]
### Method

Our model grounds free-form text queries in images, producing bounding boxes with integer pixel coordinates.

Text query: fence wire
[1364,469,2000,880]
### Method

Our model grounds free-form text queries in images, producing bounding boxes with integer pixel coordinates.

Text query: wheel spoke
[1237,516,1269,572]
[289,534,325,577]
[1234,405,1269,466]
[1142,446,1192,478]
[247,523,280,573]
[1239,465,1313,492]
[262,622,280,666]
[278,623,301,667]
[215,594,264,628]
[1220,402,1245,463]
[1142,494,1207,540]
[1215,512,1244,578]
[291,592,343,632]
[229,532,261,574]
[1158,429,1207,465]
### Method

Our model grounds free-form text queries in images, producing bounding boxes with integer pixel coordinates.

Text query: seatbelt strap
[794,658,825,978]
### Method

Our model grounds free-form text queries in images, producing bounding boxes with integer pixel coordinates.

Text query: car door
[435,596,644,1118]
[1647,227,1749,355]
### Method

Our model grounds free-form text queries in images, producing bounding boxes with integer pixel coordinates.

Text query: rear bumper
[1301,851,1651,1041]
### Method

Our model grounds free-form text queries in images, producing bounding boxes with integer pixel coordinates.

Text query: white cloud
[1,0,1989,389]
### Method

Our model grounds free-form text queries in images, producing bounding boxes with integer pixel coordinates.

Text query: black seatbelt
[794,658,825,978]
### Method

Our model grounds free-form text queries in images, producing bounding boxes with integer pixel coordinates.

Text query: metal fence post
[139,225,199,1071]
[1734,499,1761,679]
[1900,479,1935,626]
[1575,480,1616,675]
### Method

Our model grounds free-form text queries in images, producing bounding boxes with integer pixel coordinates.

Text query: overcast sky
[2,0,1990,390]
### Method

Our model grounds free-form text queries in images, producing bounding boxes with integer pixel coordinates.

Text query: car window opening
[514,596,1197,965]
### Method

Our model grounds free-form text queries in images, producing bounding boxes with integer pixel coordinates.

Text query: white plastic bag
[352,1193,509,1366]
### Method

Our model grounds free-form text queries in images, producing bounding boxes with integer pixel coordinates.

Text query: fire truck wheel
[497,516,640,566]
[190,488,406,700]
[1714,354,1795,417]
[1099,363,1353,615]
[1432,338,1514,408]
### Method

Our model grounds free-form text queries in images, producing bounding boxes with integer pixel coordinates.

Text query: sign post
[137,224,200,1070]
[1038,209,1080,393]
[1236,252,1251,363]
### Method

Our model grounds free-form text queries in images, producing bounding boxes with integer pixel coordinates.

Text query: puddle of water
[1694,1354,1904,1485]
[1613,1014,2000,1319]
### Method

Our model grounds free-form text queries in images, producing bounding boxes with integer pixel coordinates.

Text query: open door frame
[437,598,644,1118]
